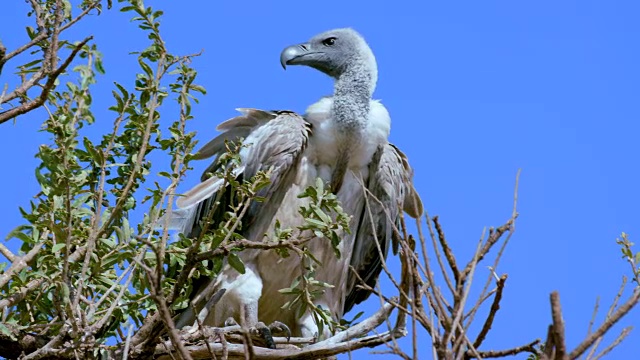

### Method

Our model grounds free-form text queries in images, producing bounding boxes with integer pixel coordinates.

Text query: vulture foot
[267,320,291,341]
[224,317,238,327]
[252,322,275,349]
[250,321,292,349]
[224,318,290,349]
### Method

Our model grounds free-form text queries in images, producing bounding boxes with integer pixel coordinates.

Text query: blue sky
[1,1,639,358]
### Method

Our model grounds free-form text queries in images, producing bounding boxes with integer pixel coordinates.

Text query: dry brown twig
[537,281,640,360]
[394,171,535,360]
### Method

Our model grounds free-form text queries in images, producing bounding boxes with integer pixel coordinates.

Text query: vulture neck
[329,60,376,193]
[332,65,374,132]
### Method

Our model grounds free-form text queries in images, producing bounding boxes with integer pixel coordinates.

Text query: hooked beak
[280,43,314,69]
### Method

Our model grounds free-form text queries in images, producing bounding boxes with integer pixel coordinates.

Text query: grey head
[280,28,377,85]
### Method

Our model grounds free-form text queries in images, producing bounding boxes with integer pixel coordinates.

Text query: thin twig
[568,288,640,359]
[4,0,101,62]
[445,229,484,347]
[464,170,520,338]
[433,216,460,286]
[465,339,540,359]
[473,274,507,349]
[586,297,600,337]
[122,323,135,360]
[151,287,194,360]
[415,214,449,327]
[590,327,632,360]
[0,36,93,124]
[584,296,601,359]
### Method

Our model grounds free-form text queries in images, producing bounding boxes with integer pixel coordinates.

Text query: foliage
[0,1,357,357]
[0,0,206,356]
[278,177,353,335]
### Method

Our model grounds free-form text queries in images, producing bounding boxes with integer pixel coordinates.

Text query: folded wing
[168,109,312,241]
[345,143,423,313]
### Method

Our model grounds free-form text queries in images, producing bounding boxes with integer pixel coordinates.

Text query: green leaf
[25,26,36,40]
[0,323,16,341]
[312,206,332,224]
[138,59,153,77]
[5,225,33,242]
[351,311,364,322]
[278,287,299,295]
[21,59,42,69]
[95,57,105,75]
[305,218,327,229]
[83,137,104,165]
[212,257,223,274]
[228,253,245,274]
[59,282,70,300]
[62,0,72,19]
[190,84,206,94]
[51,243,65,253]
[315,177,324,193]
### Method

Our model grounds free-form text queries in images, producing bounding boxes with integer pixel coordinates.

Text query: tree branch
[154,302,401,360]
[568,288,640,359]
[550,292,567,360]
[0,36,93,125]
[473,274,507,349]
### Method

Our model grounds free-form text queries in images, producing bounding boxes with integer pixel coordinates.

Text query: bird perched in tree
[168,28,422,347]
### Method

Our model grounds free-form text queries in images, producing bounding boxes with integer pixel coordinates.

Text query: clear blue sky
[1,1,639,358]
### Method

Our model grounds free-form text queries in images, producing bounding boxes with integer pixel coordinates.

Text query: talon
[268,321,291,342]
[224,317,238,327]
[253,322,276,349]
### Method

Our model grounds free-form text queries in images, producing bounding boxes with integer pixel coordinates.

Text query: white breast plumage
[304,96,391,170]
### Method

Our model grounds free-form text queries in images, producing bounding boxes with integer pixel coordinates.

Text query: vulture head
[280,28,377,84]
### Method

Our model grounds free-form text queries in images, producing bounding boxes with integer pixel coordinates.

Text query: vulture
[168,28,423,345]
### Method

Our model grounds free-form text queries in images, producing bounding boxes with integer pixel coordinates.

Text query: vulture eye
[322,37,337,46]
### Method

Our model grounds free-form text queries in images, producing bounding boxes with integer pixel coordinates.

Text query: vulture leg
[297,301,331,340]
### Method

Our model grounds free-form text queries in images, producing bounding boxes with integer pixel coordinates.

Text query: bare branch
[586,297,600,337]
[585,277,629,359]
[0,41,6,76]
[568,288,640,359]
[473,274,507,349]
[154,302,400,360]
[550,292,567,360]
[590,327,632,360]
[433,216,460,285]
[465,339,540,359]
